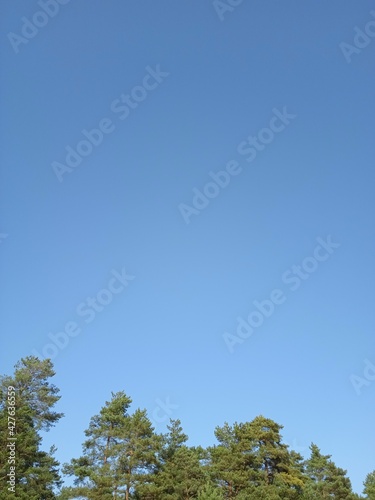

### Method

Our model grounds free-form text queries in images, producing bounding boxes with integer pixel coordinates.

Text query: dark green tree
[119,407,160,498]
[161,419,188,461]
[63,391,132,499]
[208,421,248,498]
[302,443,355,499]
[63,391,160,500]
[0,356,62,499]
[138,419,207,499]
[149,445,206,499]
[364,470,375,499]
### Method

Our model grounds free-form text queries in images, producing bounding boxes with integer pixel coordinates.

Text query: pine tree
[302,443,355,499]
[0,356,62,499]
[198,482,224,499]
[364,470,375,499]
[63,391,160,500]
[137,418,207,499]
[119,407,160,498]
[209,416,304,498]
[209,421,248,498]
[161,419,188,461]
[237,416,304,491]
[152,445,206,499]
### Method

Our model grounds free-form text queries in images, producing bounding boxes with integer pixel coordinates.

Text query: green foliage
[198,482,224,499]
[64,391,160,500]
[152,445,206,499]
[0,356,63,431]
[137,420,206,499]
[0,356,62,499]
[302,443,355,499]
[0,357,371,499]
[161,418,188,461]
[364,470,375,499]
[208,416,304,498]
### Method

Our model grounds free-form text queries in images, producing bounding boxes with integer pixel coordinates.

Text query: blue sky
[1,0,374,494]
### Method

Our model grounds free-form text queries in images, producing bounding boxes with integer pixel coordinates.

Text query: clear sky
[1,0,374,494]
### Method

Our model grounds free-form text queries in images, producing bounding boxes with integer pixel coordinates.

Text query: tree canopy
[0,357,371,499]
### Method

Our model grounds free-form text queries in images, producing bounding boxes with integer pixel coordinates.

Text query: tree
[209,421,248,498]
[198,482,224,499]
[63,391,160,500]
[161,419,188,461]
[364,470,375,499]
[151,445,206,499]
[302,443,355,499]
[0,356,62,499]
[208,416,304,498]
[64,391,133,499]
[237,416,304,492]
[119,407,160,498]
[137,419,206,499]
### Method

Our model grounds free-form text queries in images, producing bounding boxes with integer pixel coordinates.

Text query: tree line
[0,356,374,499]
